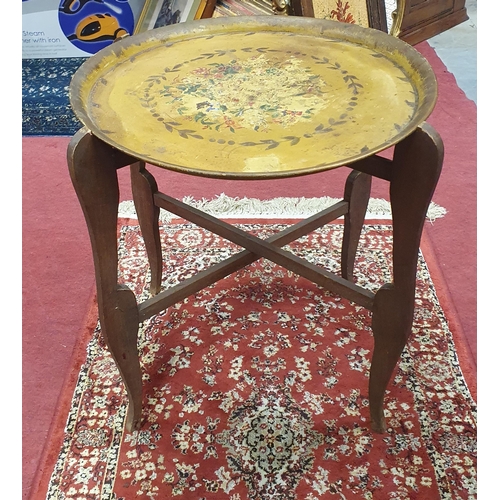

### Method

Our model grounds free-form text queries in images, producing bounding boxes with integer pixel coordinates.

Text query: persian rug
[22,57,86,136]
[39,221,476,499]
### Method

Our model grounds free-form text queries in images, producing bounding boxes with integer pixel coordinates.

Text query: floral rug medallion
[217,376,324,498]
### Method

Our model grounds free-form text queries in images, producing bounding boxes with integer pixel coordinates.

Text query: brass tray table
[68,16,443,433]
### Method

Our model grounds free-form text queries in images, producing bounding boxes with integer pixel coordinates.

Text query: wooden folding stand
[67,16,443,434]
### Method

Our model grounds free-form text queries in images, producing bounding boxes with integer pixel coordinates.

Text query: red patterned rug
[36,221,476,499]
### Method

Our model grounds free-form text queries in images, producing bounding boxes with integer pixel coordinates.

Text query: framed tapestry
[291,0,388,32]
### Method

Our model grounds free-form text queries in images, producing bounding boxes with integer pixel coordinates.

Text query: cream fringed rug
[118,194,447,222]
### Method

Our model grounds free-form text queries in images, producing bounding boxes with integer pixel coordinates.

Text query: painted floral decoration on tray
[159,55,328,133]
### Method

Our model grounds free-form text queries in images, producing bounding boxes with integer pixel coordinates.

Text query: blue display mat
[22,57,86,136]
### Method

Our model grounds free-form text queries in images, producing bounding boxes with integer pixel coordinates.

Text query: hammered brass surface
[70,16,437,179]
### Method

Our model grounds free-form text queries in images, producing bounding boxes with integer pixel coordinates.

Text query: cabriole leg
[341,170,372,281]
[131,161,163,295]
[67,130,143,431]
[369,123,444,433]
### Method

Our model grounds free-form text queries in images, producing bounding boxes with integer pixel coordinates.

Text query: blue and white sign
[22,0,147,58]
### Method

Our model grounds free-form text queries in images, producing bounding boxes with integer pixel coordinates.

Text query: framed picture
[135,0,217,33]
[291,0,388,32]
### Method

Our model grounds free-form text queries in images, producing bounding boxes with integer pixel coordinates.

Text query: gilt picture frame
[134,0,216,33]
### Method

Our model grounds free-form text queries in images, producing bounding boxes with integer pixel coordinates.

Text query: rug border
[420,225,477,400]
[27,218,477,500]
[28,289,99,500]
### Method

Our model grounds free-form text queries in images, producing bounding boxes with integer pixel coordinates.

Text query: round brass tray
[70,16,437,179]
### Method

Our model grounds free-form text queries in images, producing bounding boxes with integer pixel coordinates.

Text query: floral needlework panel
[45,223,477,499]
[313,0,370,26]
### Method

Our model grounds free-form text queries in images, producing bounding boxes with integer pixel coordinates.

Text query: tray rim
[69,16,438,180]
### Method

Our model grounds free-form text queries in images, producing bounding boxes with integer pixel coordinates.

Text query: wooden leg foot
[109,286,142,431]
[369,284,409,433]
